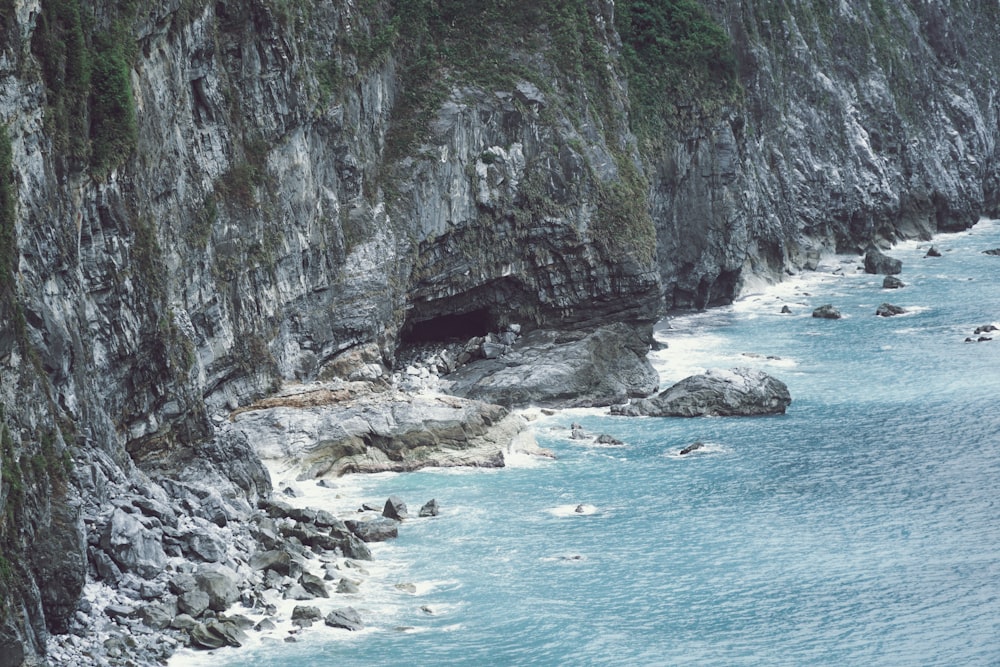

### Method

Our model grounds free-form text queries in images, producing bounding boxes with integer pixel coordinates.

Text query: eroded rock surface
[611,368,791,418]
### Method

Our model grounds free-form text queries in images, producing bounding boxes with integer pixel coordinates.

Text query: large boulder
[195,565,240,612]
[344,517,399,543]
[324,607,364,631]
[882,275,905,289]
[100,508,167,579]
[811,304,842,319]
[382,496,408,521]
[445,323,659,408]
[611,368,791,417]
[864,247,902,275]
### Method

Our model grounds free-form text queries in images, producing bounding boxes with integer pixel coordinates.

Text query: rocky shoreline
[38,320,797,666]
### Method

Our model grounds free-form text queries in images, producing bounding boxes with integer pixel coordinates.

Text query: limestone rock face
[612,368,791,418]
[1,0,1000,657]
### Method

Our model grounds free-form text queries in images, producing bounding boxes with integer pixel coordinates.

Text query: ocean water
[190,220,1000,666]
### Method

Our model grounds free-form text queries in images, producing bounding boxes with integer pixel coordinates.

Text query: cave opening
[401,308,495,344]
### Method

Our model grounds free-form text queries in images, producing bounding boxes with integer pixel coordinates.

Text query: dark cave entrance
[401,308,495,344]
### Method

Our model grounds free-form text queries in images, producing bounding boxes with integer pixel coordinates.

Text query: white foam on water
[546,503,599,517]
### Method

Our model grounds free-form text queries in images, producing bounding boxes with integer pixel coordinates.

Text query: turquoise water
[201,221,1000,666]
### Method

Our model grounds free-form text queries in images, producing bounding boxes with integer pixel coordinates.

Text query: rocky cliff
[1,0,999,661]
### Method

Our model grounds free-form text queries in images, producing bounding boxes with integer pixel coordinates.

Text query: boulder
[611,368,791,418]
[324,607,364,631]
[250,549,293,576]
[382,496,408,521]
[101,508,167,579]
[189,619,247,649]
[283,585,316,601]
[811,304,841,319]
[595,434,624,446]
[184,527,227,563]
[345,517,399,543]
[925,246,942,257]
[983,248,1000,255]
[195,566,240,612]
[974,324,998,335]
[864,247,902,275]
[291,605,322,622]
[876,303,906,317]
[177,590,210,618]
[418,499,440,517]
[299,572,329,598]
[569,423,587,439]
[882,275,905,289]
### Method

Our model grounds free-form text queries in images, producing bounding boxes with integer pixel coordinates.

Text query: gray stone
[864,247,903,275]
[418,499,439,517]
[177,590,211,618]
[812,304,842,319]
[883,275,905,289]
[382,496,408,521]
[612,368,791,418]
[195,566,241,612]
[876,303,906,317]
[299,572,329,598]
[291,605,322,621]
[250,549,293,576]
[101,508,167,579]
[324,607,364,631]
[345,518,399,543]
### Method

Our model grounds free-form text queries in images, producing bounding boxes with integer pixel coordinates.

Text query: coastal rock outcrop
[611,368,791,417]
[444,323,659,408]
[229,381,548,479]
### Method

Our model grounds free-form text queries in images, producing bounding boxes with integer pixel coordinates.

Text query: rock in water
[344,518,399,542]
[611,368,791,417]
[678,442,705,455]
[883,275,905,289]
[780,305,792,314]
[812,304,842,319]
[382,496,408,521]
[983,248,1000,255]
[876,303,906,317]
[418,499,440,517]
[864,247,903,275]
[325,607,364,631]
[925,246,942,257]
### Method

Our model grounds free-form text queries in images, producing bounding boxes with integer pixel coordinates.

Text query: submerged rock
[864,247,903,275]
[678,442,705,455]
[611,368,791,418]
[882,275,905,289]
[876,303,906,317]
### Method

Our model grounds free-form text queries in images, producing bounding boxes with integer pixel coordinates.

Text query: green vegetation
[89,31,138,178]
[32,0,139,178]
[615,0,738,136]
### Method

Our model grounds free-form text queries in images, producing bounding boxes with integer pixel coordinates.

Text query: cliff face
[1,0,998,659]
